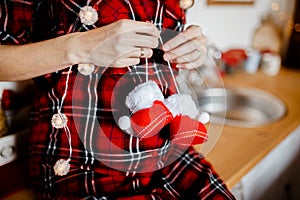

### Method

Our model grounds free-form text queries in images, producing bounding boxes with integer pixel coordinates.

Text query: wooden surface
[202,67,300,189]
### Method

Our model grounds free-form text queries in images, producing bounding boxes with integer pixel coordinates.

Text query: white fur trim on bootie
[164,94,199,119]
[125,80,164,113]
[163,94,181,117]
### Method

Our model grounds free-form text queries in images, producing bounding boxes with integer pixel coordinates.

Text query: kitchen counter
[200,67,300,189]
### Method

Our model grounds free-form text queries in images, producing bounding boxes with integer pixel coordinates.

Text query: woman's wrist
[63,32,87,66]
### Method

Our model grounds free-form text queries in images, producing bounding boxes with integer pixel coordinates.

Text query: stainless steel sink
[197,87,286,127]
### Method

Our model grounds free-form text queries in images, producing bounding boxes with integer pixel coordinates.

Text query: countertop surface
[200,67,300,189]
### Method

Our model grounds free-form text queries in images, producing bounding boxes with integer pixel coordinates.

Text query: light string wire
[145,57,149,82]
[144,36,181,95]
[56,66,73,162]
[58,66,73,112]
[159,36,181,95]
[63,120,73,160]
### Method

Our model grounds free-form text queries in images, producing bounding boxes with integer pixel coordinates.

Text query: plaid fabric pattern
[1,0,236,199]
[0,0,34,44]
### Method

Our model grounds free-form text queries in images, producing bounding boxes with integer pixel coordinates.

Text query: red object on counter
[1,90,18,111]
[221,49,248,67]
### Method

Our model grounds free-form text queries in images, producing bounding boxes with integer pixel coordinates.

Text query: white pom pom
[197,112,210,124]
[125,81,164,113]
[118,116,134,135]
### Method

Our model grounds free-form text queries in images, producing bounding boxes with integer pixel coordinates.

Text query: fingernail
[176,64,182,68]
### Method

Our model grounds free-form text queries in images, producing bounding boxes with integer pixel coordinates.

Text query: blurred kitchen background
[186,0,296,67]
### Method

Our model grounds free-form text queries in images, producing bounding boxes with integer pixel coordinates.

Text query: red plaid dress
[0,0,236,199]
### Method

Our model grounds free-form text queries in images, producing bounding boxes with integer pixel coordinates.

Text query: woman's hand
[162,25,207,69]
[70,19,160,67]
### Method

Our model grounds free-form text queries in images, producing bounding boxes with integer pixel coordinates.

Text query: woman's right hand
[69,19,160,67]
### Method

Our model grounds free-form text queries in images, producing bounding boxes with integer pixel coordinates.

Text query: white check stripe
[83,74,93,164]
[90,73,99,164]
[138,112,172,138]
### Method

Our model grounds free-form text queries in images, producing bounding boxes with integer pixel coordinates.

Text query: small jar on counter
[261,53,281,76]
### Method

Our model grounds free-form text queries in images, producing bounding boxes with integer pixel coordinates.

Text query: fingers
[165,42,207,69]
[82,20,206,69]
[125,47,153,59]
[162,25,205,52]
[176,51,207,70]
[109,20,159,66]
[111,48,153,67]
[162,25,207,69]
[120,19,161,38]
[163,39,201,61]
[118,47,154,59]
[82,19,160,67]
[114,20,160,49]
[112,57,141,67]
[126,33,159,49]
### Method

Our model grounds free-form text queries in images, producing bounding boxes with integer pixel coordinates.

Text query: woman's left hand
[162,25,207,69]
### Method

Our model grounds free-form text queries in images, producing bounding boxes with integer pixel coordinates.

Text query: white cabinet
[231,125,300,200]
[0,131,29,166]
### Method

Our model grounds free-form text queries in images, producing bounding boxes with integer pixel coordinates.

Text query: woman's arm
[0,34,75,81]
[0,19,160,81]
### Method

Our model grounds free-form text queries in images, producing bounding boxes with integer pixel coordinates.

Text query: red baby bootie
[130,100,173,139]
[119,80,174,139]
[169,115,208,146]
